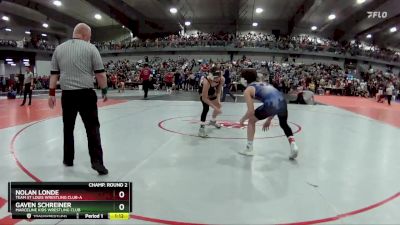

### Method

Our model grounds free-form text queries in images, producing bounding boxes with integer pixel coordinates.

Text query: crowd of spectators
[0,39,17,48]
[2,32,399,63]
[0,38,56,51]
[102,57,204,91]
[98,56,399,101]
[0,74,50,94]
[93,32,400,63]
[30,39,56,51]
[266,62,399,100]
[1,54,399,103]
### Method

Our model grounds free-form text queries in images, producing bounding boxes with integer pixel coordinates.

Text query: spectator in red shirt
[117,75,125,93]
[111,74,117,89]
[140,63,152,98]
[164,71,174,94]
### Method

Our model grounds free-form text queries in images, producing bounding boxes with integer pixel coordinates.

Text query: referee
[139,63,151,98]
[48,23,109,175]
[20,67,34,106]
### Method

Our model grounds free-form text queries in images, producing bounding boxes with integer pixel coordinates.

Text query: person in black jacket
[221,68,237,102]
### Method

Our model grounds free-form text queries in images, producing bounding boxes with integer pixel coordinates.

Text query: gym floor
[0,90,399,225]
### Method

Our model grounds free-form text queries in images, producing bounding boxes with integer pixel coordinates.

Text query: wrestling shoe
[239,145,254,156]
[92,163,109,175]
[208,120,221,129]
[198,126,208,138]
[289,142,299,160]
[63,161,73,167]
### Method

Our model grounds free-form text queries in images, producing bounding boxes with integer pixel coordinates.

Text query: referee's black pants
[61,89,104,166]
[143,80,150,98]
[21,83,32,105]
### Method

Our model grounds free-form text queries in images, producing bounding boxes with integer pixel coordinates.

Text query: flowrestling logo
[367,11,388,19]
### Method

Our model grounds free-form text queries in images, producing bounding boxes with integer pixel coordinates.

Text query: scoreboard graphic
[8,182,132,220]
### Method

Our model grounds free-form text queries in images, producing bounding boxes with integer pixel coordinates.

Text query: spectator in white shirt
[386,82,394,105]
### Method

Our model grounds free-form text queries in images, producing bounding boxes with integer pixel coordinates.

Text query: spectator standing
[386,82,394,105]
[221,68,237,102]
[173,69,181,92]
[164,71,174,94]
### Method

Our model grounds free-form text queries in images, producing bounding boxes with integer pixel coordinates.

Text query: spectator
[386,82,394,105]
[221,68,237,102]
[139,63,152,98]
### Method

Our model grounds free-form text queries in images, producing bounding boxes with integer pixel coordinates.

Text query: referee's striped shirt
[50,38,104,90]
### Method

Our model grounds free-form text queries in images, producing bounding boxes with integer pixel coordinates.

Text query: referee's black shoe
[63,161,73,167]
[92,163,109,175]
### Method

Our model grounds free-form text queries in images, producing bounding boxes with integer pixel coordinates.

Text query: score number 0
[118,191,125,211]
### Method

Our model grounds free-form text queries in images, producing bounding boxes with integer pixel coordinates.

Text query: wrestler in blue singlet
[239,69,298,159]
[249,82,288,120]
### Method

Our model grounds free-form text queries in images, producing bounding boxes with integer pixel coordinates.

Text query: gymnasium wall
[36,60,52,76]
[4,63,22,75]
[2,60,50,77]
[92,25,132,42]
[292,56,344,68]
[0,26,26,41]
[358,61,399,74]
[102,53,231,62]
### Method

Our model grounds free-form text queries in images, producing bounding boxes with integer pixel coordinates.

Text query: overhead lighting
[356,0,366,4]
[5,28,12,32]
[256,8,263,14]
[53,0,62,6]
[252,22,258,27]
[25,31,31,35]
[169,7,178,14]
[11,63,16,67]
[7,61,13,64]
[41,33,47,37]
[311,26,317,31]
[43,23,49,28]
[122,25,125,28]
[390,27,397,33]
[366,34,372,38]
[328,14,336,20]
[184,21,191,26]
[6,59,13,62]
[2,16,9,21]
[23,59,29,62]
[94,14,102,20]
